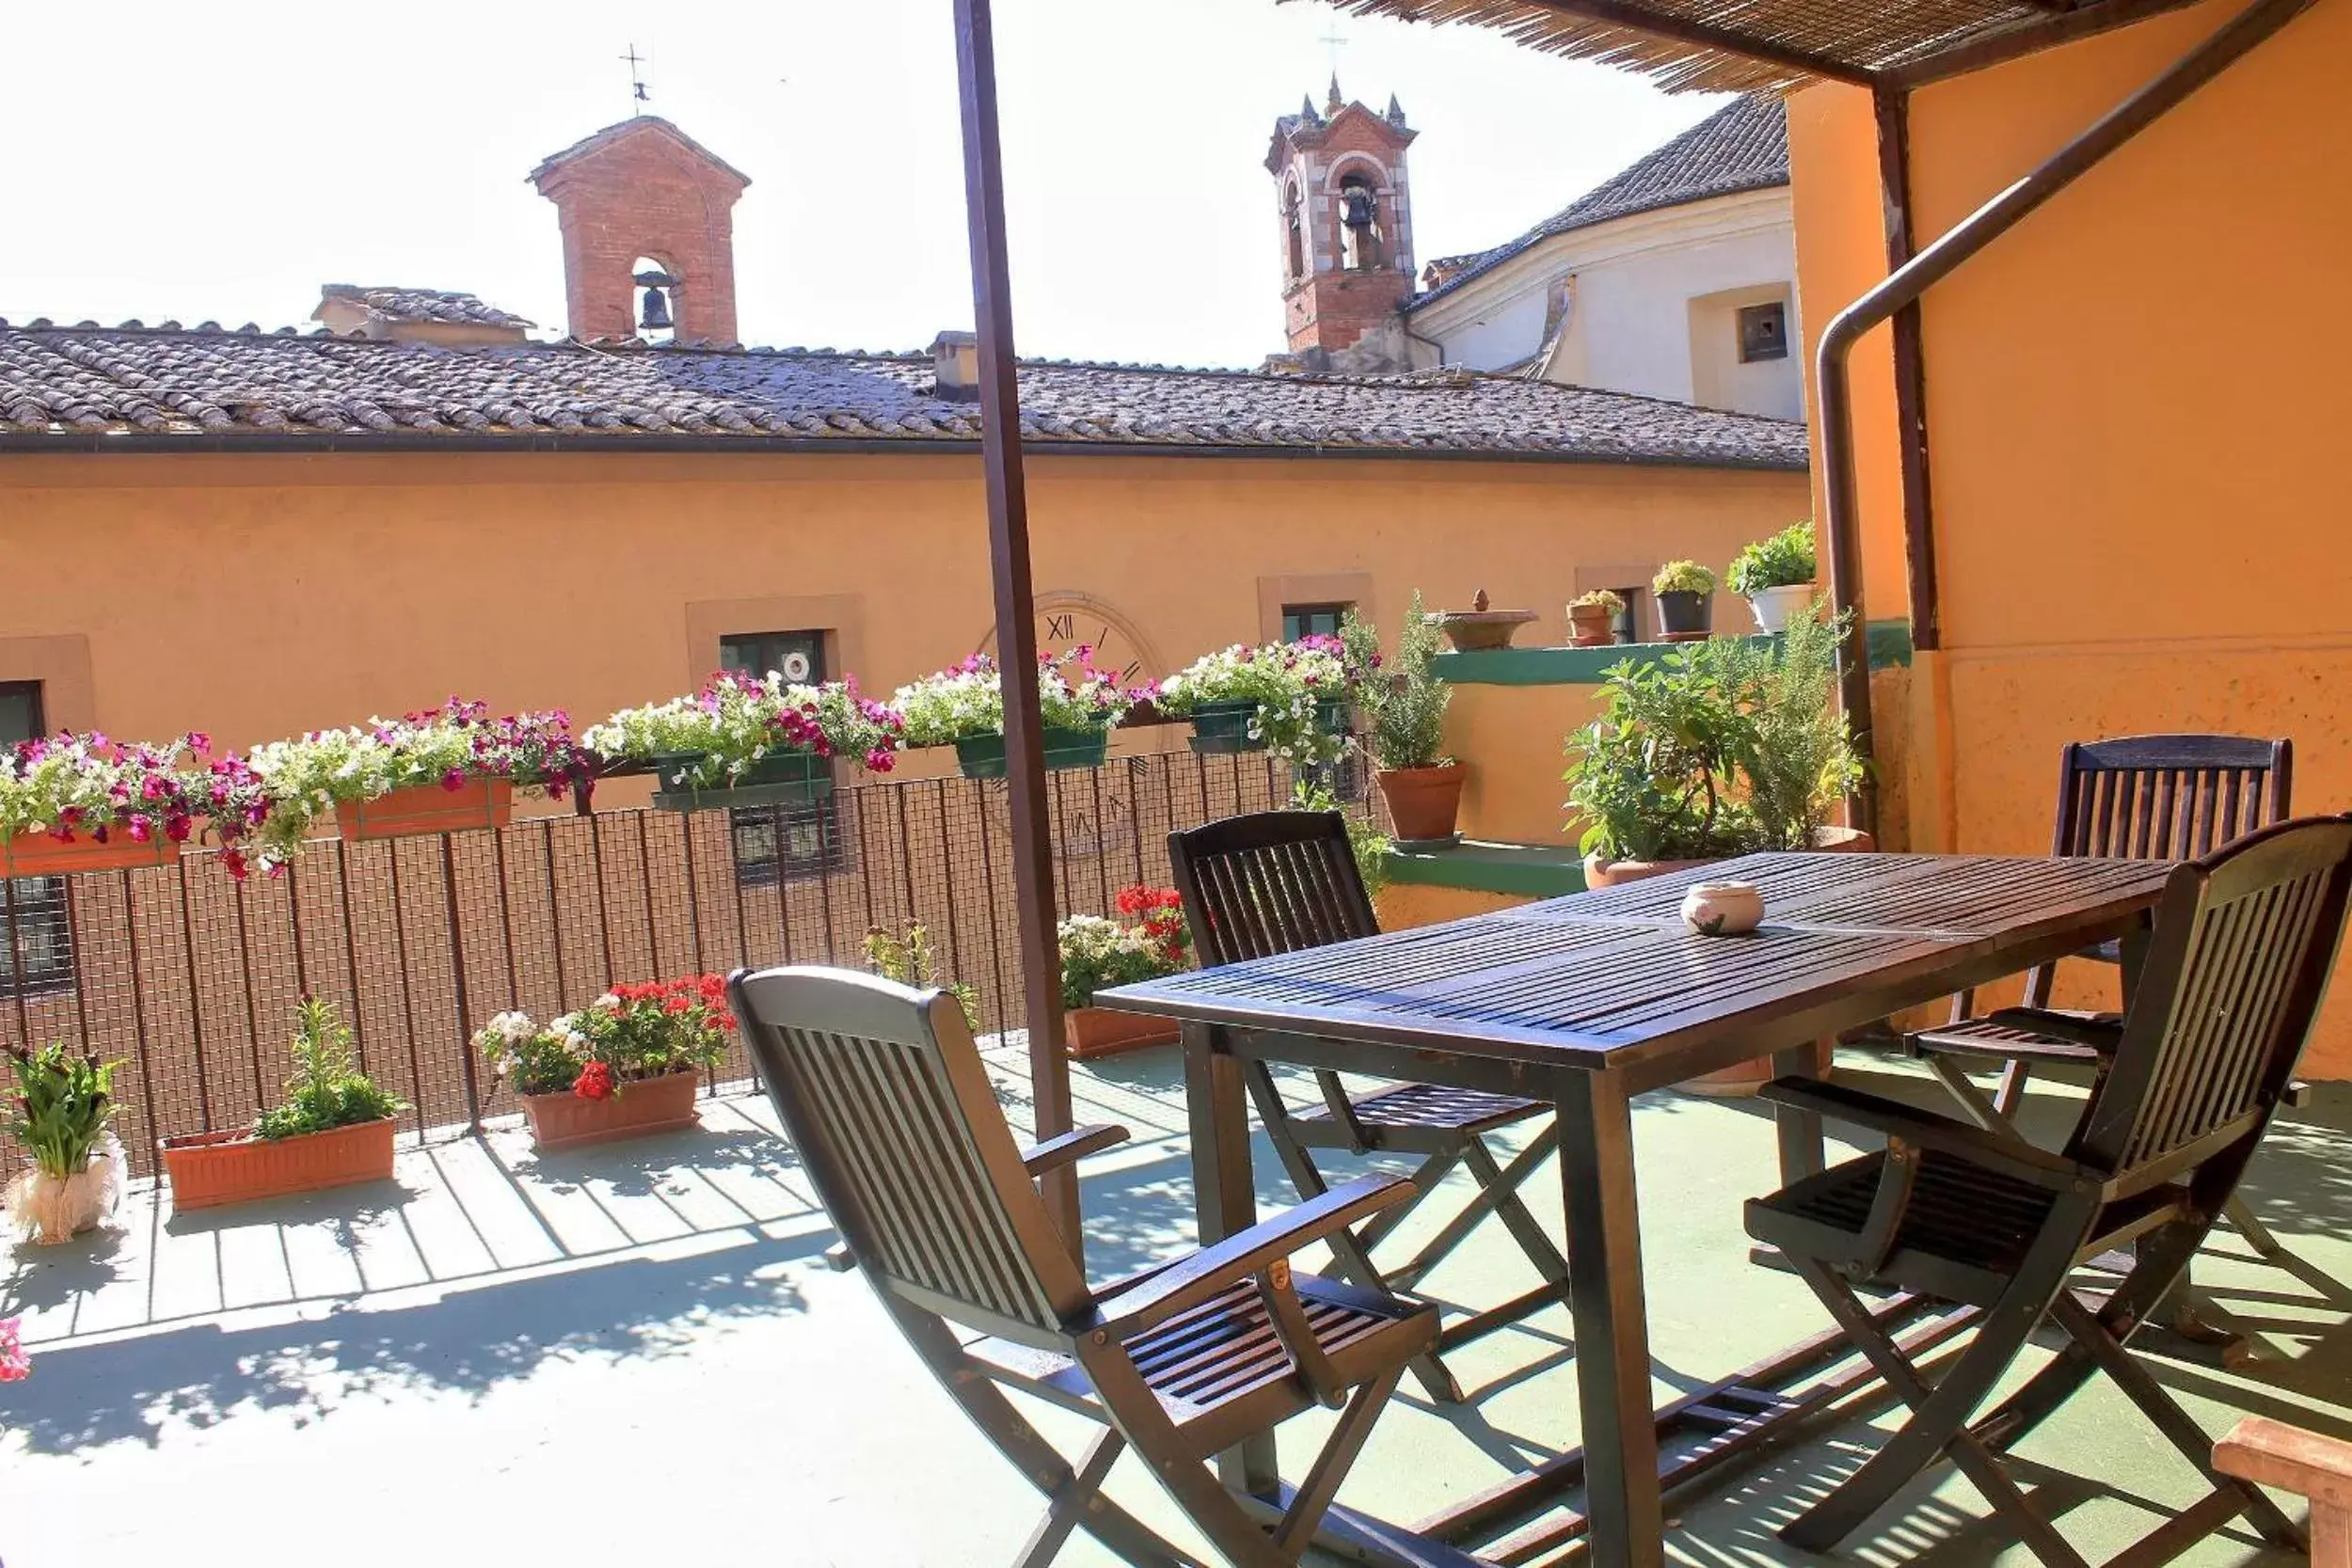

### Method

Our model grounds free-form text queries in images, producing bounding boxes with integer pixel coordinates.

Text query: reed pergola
[946,0,2319,1252]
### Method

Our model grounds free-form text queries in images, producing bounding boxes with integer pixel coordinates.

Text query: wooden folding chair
[728,964,1438,1568]
[1906,736,2308,1276]
[1167,810,1568,1406]
[1747,814,2352,1566]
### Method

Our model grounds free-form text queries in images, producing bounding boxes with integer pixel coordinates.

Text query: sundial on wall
[976,593,1165,867]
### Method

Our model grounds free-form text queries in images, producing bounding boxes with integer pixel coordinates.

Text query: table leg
[1556,1069,1664,1568]
[1771,1038,1831,1186]
[1184,1021,1278,1497]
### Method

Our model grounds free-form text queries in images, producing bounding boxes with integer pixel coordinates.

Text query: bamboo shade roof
[1306,0,2173,93]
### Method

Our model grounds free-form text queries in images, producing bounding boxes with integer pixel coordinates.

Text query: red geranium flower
[573,1060,615,1101]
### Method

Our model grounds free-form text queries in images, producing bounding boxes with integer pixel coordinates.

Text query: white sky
[3,0,1723,370]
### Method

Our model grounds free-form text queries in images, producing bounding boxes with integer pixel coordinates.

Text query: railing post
[439,834,482,1131]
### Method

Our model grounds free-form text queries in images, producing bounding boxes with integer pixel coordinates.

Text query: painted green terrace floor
[2,1045,2346,1568]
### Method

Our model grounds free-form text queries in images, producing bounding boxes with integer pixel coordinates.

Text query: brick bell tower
[529,117,751,345]
[1266,79,1418,371]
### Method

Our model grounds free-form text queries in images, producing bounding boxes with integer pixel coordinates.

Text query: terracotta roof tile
[317,285,535,328]
[0,325,1805,470]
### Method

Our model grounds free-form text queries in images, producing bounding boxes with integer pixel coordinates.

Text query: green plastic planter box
[1184,698,1352,756]
[649,749,835,813]
[952,727,1111,780]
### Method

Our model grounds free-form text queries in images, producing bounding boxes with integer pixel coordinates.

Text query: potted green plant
[863,921,980,1029]
[1057,886,1192,1058]
[1567,589,1626,647]
[1727,522,1820,633]
[1343,597,1462,843]
[1566,610,1867,889]
[1154,639,1355,765]
[892,650,1149,780]
[4,1043,121,1245]
[586,673,904,812]
[475,975,734,1151]
[159,998,406,1211]
[1651,560,1717,641]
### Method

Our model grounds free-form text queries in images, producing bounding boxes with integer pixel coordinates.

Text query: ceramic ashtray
[1680,880,1765,937]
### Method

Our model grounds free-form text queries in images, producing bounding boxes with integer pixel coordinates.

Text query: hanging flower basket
[337,778,514,841]
[649,750,834,813]
[159,1118,396,1211]
[519,1069,703,1151]
[953,727,1111,780]
[2,832,181,879]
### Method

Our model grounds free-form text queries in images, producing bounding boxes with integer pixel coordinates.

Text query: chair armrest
[1081,1174,1413,1338]
[1020,1124,1130,1179]
[1757,1078,2092,1190]
[2215,1416,2352,1505]
[1980,1007,2124,1053]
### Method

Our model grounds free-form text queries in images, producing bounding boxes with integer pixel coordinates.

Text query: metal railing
[1,749,1322,1176]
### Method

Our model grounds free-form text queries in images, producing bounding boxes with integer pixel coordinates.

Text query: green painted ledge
[1385,838,1588,897]
[1430,618,1914,687]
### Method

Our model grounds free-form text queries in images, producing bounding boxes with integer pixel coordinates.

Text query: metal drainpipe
[1817,0,2316,834]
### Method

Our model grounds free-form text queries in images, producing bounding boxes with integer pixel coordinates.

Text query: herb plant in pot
[1650,560,1717,641]
[4,1043,122,1245]
[863,921,981,1030]
[1343,596,1462,844]
[892,649,1150,780]
[1727,521,1819,634]
[1566,590,1624,648]
[160,998,406,1211]
[475,976,734,1151]
[1057,886,1191,1058]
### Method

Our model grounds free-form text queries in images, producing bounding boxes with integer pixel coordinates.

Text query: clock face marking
[977,593,1163,873]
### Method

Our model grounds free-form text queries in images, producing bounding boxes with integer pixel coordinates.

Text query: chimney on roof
[529,117,750,344]
[930,331,981,400]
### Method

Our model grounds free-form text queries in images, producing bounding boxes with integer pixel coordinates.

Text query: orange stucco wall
[1788,0,2352,1075]
[0,448,1806,796]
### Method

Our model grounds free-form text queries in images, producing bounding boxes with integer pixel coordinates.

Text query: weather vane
[620,44,650,114]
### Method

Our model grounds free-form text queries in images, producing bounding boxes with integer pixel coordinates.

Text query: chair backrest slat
[2073,816,2352,1178]
[1168,810,1379,969]
[2054,735,2292,862]
[729,968,1090,1337]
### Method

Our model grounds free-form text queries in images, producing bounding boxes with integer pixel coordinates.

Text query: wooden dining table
[1097,849,2177,1568]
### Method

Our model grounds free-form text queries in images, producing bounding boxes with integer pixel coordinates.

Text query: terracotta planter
[2,831,180,878]
[1376,764,1467,844]
[520,1069,702,1151]
[160,1117,396,1211]
[1065,1006,1179,1060]
[1581,853,1715,890]
[338,778,513,841]
[1566,604,1617,646]
[1812,825,1876,854]
[1655,590,1712,641]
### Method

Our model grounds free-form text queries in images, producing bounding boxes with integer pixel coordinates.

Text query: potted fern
[160,999,405,1210]
[4,1043,122,1244]
[1727,522,1819,633]
[1343,597,1462,843]
[1651,560,1717,641]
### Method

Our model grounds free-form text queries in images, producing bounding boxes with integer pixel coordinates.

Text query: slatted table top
[1100,853,2175,1075]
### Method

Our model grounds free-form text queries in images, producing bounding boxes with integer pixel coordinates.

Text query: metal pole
[1816,0,2314,836]
[953,0,1081,1253]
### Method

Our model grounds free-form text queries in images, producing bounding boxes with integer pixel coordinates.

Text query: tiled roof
[316,285,534,328]
[527,116,752,190]
[1413,97,1788,308]
[0,324,1805,469]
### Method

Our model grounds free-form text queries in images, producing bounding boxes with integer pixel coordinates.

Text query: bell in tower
[635,268,676,333]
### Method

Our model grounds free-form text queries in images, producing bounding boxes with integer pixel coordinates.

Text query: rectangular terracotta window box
[2,832,181,879]
[519,1069,704,1151]
[1065,1006,1179,1060]
[159,1117,397,1211]
[337,778,514,842]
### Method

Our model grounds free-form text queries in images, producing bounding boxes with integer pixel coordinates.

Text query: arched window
[632,256,677,345]
[1336,173,1382,272]
[1283,180,1305,279]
